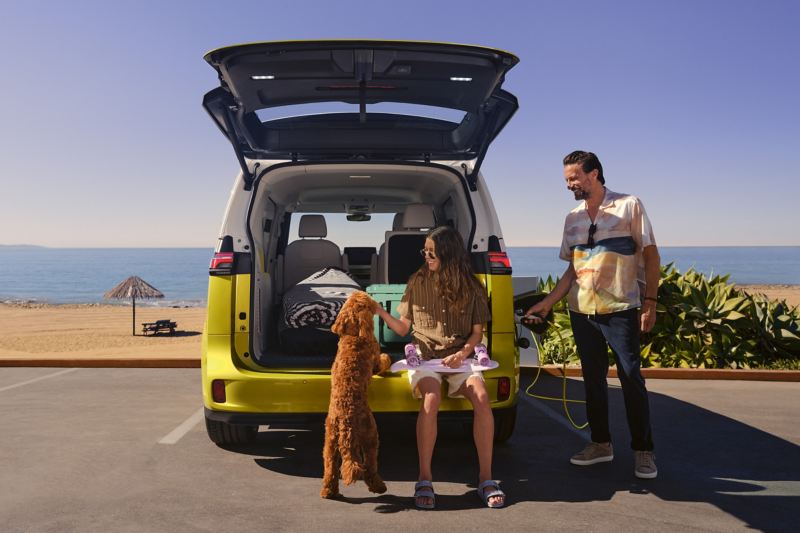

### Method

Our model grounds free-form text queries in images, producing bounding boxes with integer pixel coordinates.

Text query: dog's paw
[320,487,341,499]
[367,480,387,494]
[376,353,392,374]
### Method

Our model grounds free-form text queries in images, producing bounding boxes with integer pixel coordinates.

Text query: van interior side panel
[248,199,277,358]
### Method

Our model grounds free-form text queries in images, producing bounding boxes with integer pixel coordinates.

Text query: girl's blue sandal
[413,480,436,509]
[477,480,505,508]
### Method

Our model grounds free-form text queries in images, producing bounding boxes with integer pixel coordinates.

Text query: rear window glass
[288,213,399,250]
[256,102,465,123]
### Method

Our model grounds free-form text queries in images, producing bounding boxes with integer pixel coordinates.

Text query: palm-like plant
[535,265,800,369]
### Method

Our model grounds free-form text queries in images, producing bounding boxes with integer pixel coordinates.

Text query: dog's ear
[333,303,360,337]
[358,308,374,339]
[331,306,347,336]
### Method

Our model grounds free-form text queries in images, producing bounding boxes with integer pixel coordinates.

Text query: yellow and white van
[201,40,521,445]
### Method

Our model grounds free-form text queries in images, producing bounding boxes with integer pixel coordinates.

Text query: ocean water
[0,247,211,306]
[0,246,798,305]
[506,246,800,286]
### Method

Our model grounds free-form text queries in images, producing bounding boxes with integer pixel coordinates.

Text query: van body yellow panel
[203,271,519,415]
[234,274,251,334]
[206,276,233,335]
[202,334,517,413]
[486,273,516,334]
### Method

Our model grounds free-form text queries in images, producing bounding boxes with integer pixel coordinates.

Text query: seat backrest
[282,215,342,290]
[375,213,405,284]
[383,204,435,284]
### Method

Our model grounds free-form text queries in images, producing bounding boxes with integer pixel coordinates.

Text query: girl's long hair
[410,226,486,308]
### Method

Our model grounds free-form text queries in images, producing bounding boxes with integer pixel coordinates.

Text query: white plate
[389,358,499,373]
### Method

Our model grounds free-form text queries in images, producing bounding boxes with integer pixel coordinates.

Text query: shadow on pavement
[227,374,799,528]
[511,374,800,531]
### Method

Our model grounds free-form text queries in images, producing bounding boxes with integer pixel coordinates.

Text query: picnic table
[141,319,177,335]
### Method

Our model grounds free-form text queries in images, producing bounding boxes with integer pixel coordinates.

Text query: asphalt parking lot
[1,368,798,532]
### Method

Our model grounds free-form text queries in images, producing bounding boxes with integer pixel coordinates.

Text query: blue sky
[0,0,798,247]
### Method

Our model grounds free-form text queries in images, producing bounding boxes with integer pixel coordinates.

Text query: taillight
[497,377,511,402]
[211,380,226,403]
[209,252,234,275]
[488,252,512,274]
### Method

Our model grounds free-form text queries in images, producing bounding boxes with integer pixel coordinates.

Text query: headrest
[298,214,327,238]
[401,204,435,230]
[392,212,405,230]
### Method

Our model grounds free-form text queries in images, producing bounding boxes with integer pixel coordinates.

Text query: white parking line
[0,368,79,393]
[520,391,591,441]
[715,478,800,497]
[158,407,204,445]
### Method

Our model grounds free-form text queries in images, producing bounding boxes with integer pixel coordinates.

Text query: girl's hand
[373,303,388,321]
[443,344,471,368]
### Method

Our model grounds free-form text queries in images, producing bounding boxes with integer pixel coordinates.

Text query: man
[525,150,660,479]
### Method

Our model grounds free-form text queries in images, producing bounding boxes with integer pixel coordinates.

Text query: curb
[0,358,200,368]
[1,359,797,381]
[521,365,800,382]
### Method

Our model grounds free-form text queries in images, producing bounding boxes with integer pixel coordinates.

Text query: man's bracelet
[644,297,658,302]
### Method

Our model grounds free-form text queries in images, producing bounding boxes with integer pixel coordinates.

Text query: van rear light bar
[497,377,511,402]
[211,380,226,403]
[488,252,512,274]
[209,252,235,274]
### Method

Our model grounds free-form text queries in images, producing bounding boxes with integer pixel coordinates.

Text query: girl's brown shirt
[397,275,490,360]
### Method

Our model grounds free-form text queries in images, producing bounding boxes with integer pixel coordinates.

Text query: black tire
[461,405,518,443]
[204,416,257,445]
[493,405,517,443]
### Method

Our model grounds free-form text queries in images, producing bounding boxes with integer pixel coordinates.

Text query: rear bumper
[204,405,517,426]
[202,367,518,414]
[202,332,520,416]
[204,408,326,426]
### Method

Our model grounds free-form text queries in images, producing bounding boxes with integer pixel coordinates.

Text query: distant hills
[0,244,47,249]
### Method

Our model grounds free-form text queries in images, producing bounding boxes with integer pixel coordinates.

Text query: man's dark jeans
[570,308,654,451]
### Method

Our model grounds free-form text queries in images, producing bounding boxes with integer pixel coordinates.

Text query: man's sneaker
[634,451,658,479]
[570,442,614,466]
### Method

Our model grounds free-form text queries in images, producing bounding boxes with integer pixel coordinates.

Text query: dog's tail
[337,422,367,485]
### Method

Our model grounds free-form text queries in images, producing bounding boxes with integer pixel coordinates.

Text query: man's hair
[563,150,605,184]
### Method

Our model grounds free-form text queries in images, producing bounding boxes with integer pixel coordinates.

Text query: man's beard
[572,188,589,200]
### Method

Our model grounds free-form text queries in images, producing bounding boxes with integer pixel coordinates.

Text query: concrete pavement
[0,368,798,532]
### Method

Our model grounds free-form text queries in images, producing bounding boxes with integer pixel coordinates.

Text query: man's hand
[524,301,551,325]
[640,300,657,332]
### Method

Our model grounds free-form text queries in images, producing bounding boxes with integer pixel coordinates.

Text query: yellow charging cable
[523,324,588,430]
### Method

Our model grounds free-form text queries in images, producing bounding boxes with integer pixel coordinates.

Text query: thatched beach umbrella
[104,276,164,335]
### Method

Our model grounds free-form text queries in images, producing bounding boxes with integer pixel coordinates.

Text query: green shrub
[535,265,800,369]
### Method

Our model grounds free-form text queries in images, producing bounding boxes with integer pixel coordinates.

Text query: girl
[375,225,506,509]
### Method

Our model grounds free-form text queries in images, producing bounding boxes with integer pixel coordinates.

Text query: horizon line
[2,243,799,250]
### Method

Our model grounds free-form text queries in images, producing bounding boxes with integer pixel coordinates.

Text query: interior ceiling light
[349,175,372,179]
[251,75,275,80]
[449,77,472,82]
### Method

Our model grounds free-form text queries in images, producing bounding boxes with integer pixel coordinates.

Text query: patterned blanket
[281,268,361,330]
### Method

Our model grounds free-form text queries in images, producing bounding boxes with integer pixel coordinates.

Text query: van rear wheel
[205,416,257,445]
[462,405,517,443]
[493,405,517,443]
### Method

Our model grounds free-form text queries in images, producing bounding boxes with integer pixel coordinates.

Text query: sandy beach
[0,303,206,360]
[1,285,797,361]
[734,285,800,309]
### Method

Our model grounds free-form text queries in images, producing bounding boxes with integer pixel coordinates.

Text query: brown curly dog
[320,291,392,499]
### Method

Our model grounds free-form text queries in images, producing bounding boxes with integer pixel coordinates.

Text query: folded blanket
[281,267,361,330]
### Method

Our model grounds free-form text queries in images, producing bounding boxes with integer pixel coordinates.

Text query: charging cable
[523,322,588,430]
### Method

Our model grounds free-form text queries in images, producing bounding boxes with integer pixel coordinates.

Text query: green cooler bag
[366,284,413,347]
